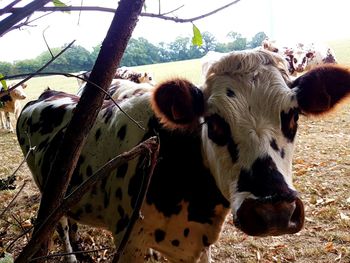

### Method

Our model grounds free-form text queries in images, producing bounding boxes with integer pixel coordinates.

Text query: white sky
[0,0,349,62]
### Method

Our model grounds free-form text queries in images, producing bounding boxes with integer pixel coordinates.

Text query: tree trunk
[15,0,145,262]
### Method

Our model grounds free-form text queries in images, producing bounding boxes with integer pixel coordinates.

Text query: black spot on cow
[205,114,231,146]
[281,108,299,142]
[86,165,93,177]
[171,239,180,247]
[115,188,122,200]
[237,155,296,200]
[206,114,239,162]
[85,203,92,213]
[270,139,279,152]
[154,229,166,243]
[202,235,210,247]
[95,128,101,141]
[117,206,125,217]
[40,129,65,188]
[0,94,12,103]
[183,228,190,237]
[116,163,128,178]
[38,105,67,134]
[70,222,78,233]
[115,214,130,235]
[280,148,285,159]
[117,125,127,140]
[140,116,230,223]
[103,106,113,124]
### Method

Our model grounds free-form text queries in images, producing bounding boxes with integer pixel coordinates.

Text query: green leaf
[0,73,8,90]
[192,24,203,46]
[52,0,67,7]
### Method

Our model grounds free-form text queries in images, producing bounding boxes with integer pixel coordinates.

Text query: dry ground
[0,102,349,262]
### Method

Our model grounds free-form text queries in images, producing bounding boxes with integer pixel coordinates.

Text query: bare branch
[0,182,27,218]
[42,27,54,58]
[0,0,21,16]
[0,0,51,37]
[3,0,242,29]
[29,246,111,262]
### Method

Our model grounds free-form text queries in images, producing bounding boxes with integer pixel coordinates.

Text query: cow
[115,66,155,86]
[76,67,156,97]
[16,50,350,263]
[261,39,337,76]
[0,83,27,132]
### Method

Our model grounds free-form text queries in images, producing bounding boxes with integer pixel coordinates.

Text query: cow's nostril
[289,197,304,230]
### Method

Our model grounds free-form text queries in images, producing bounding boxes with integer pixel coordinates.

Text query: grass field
[1,39,350,262]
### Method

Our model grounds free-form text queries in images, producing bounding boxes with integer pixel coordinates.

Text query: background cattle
[76,67,156,97]
[0,83,27,133]
[16,50,350,262]
[261,39,337,76]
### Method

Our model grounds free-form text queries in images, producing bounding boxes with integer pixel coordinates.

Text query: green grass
[13,38,350,104]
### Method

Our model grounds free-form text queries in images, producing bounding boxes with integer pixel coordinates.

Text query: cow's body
[0,83,27,132]
[17,50,350,263]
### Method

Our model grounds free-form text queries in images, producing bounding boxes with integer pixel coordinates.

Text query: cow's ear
[291,65,350,115]
[151,78,205,130]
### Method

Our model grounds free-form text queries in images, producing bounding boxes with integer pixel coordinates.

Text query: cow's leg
[197,247,211,263]
[5,112,14,132]
[56,217,77,263]
[68,219,94,263]
[0,112,5,129]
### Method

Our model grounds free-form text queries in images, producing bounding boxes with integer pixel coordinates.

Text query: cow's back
[16,91,154,228]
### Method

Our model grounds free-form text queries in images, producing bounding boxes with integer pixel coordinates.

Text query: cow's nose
[235,197,304,236]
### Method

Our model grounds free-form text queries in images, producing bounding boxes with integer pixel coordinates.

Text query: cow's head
[286,48,315,73]
[151,50,350,237]
[10,83,27,100]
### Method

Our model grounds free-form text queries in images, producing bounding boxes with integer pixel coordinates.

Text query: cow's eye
[226,89,235,97]
[293,58,297,63]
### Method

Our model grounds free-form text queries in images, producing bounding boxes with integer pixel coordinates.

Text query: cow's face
[152,51,350,238]
[289,49,314,73]
[200,51,303,236]
[10,84,27,100]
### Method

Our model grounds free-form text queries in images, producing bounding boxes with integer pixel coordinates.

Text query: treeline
[0,31,267,76]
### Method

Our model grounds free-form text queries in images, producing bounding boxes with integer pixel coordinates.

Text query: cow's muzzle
[234,196,304,236]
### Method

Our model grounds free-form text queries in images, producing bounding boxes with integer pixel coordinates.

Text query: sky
[0,0,349,62]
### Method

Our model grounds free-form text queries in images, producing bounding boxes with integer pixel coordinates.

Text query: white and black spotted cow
[17,50,350,263]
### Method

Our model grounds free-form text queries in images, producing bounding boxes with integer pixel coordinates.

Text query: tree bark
[15,0,145,262]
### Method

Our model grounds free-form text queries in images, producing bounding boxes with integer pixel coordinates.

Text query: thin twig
[29,246,111,262]
[11,213,30,242]
[6,227,33,252]
[42,26,53,58]
[0,182,27,219]
[160,5,184,16]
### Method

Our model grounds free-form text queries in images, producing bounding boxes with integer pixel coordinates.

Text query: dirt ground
[0,103,349,263]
